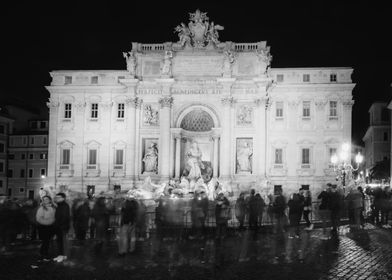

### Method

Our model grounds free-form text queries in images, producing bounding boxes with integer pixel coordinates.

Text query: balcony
[84,165,100,177]
[112,164,126,177]
[57,164,74,177]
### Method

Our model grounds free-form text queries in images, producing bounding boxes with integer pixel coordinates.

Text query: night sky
[2,1,391,144]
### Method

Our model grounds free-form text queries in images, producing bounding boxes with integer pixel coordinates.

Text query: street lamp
[330,142,364,188]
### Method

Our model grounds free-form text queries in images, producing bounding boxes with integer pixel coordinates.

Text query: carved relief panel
[142,104,159,127]
[236,105,253,126]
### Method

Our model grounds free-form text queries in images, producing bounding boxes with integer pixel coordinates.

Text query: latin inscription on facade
[172,56,222,76]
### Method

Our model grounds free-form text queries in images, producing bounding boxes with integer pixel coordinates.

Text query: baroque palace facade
[45,10,355,196]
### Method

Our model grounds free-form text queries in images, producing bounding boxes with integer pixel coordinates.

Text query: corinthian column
[220,97,234,179]
[213,136,219,178]
[159,96,173,180]
[174,135,181,179]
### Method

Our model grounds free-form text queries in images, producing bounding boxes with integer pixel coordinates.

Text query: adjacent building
[45,10,355,197]
[0,108,14,195]
[363,102,391,178]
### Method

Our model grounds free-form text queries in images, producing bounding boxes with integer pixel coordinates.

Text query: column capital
[342,99,355,108]
[159,96,173,108]
[46,98,59,108]
[125,97,143,108]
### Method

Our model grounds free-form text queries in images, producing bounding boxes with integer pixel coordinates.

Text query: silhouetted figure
[118,198,138,256]
[73,199,91,244]
[92,197,110,253]
[235,192,247,230]
[36,196,55,260]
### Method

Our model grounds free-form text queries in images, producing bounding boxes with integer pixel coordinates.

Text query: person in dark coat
[381,186,391,228]
[247,189,258,231]
[118,198,138,255]
[372,187,383,225]
[328,185,342,235]
[301,189,313,230]
[92,196,110,253]
[255,193,266,228]
[22,199,39,240]
[288,193,303,238]
[53,192,70,262]
[318,184,331,237]
[215,192,230,241]
[272,189,287,234]
[190,190,209,239]
[72,198,91,244]
[235,192,247,230]
[346,186,364,230]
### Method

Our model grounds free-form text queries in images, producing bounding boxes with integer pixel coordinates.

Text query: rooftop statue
[174,9,224,49]
[122,51,137,76]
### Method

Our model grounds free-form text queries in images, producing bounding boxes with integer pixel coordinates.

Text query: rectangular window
[40,153,47,160]
[30,137,35,145]
[277,74,284,82]
[275,148,283,164]
[29,153,34,160]
[303,74,310,82]
[329,148,337,157]
[64,76,72,84]
[28,169,33,178]
[302,148,310,164]
[330,74,337,82]
[64,103,72,119]
[384,132,388,142]
[0,162,4,172]
[91,76,98,84]
[40,121,46,129]
[91,103,98,119]
[43,137,47,145]
[19,188,25,193]
[302,101,311,117]
[276,102,283,118]
[115,149,124,165]
[20,169,25,178]
[8,154,15,160]
[117,103,125,119]
[329,101,337,117]
[0,125,4,134]
[61,149,70,165]
[31,121,38,129]
[88,149,97,165]
[0,180,2,188]
[40,168,46,176]
[23,137,27,145]
[0,143,4,153]
[21,153,26,160]
[382,108,389,122]
[8,169,13,178]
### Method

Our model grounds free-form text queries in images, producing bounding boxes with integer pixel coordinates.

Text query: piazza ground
[1,224,392,280]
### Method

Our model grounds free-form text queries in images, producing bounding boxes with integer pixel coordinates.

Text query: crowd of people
[0,182,391,260]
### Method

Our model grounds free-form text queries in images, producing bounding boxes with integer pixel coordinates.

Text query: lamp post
[330,143,364,190]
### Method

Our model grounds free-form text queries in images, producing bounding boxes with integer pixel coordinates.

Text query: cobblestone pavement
[1,224,392,280]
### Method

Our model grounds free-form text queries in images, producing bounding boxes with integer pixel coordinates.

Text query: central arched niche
[180,109,214,131]
[176,107,218,183]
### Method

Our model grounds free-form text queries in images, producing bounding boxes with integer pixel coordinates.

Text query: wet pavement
[1,224,392,280]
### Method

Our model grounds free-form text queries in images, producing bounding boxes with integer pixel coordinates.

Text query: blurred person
[235,192,247,230]
[22,198,39,240]
[318,184,331,238]
[357,186,366,226]
[215,192,230,241]
[288,193,303,238]
[118,197,138,256]
[136,199,148,241]
[92,196,110,253]
[329,185,342,235]
[53,192,70,262]
[346,186,363,230]
[36,196,56,260]
[372,186,383,226]
[247,189,258,231]
[272,188,287,234]
[190,190,209,239]
[381,186,391,228]
[72,198,91,244]
[301,189,313,230]
[255,193,266,228]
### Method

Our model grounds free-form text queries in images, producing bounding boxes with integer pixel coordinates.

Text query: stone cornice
[271,83,356,92]
[45,85,126,94]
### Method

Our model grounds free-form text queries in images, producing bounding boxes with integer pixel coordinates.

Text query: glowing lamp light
[331,154,338,165]
[355,152,363,164]
[342,143,350,153]
[41,175,46,179]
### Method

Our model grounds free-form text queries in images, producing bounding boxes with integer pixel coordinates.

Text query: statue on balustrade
[237,141,253,173]
[175,23,192,48]
[223,50,235,77]
[122,51,137,76]
[161,50,173,76]
[143,143,158,173]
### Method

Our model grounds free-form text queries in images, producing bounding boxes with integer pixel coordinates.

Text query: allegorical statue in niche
[143,143,158,173]
[161,50,173,76]
[237,141,253,173]
[122,51,136,76]
[186,141,204,180]
[223,50,235,76]
[144,105,158,126]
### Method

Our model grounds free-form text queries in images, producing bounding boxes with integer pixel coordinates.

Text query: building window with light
[302,148,310,164]
[275,148,283,164]
[117,103,125,119]
[302,101,311,118]
[329,101,337,118]
[40,168,46,177]
[88,149,97,165]
[91,103,99,119]
[330,73,337,82]
[64,103,72,119]
[276,102,283,118]
[61,149,70,165]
